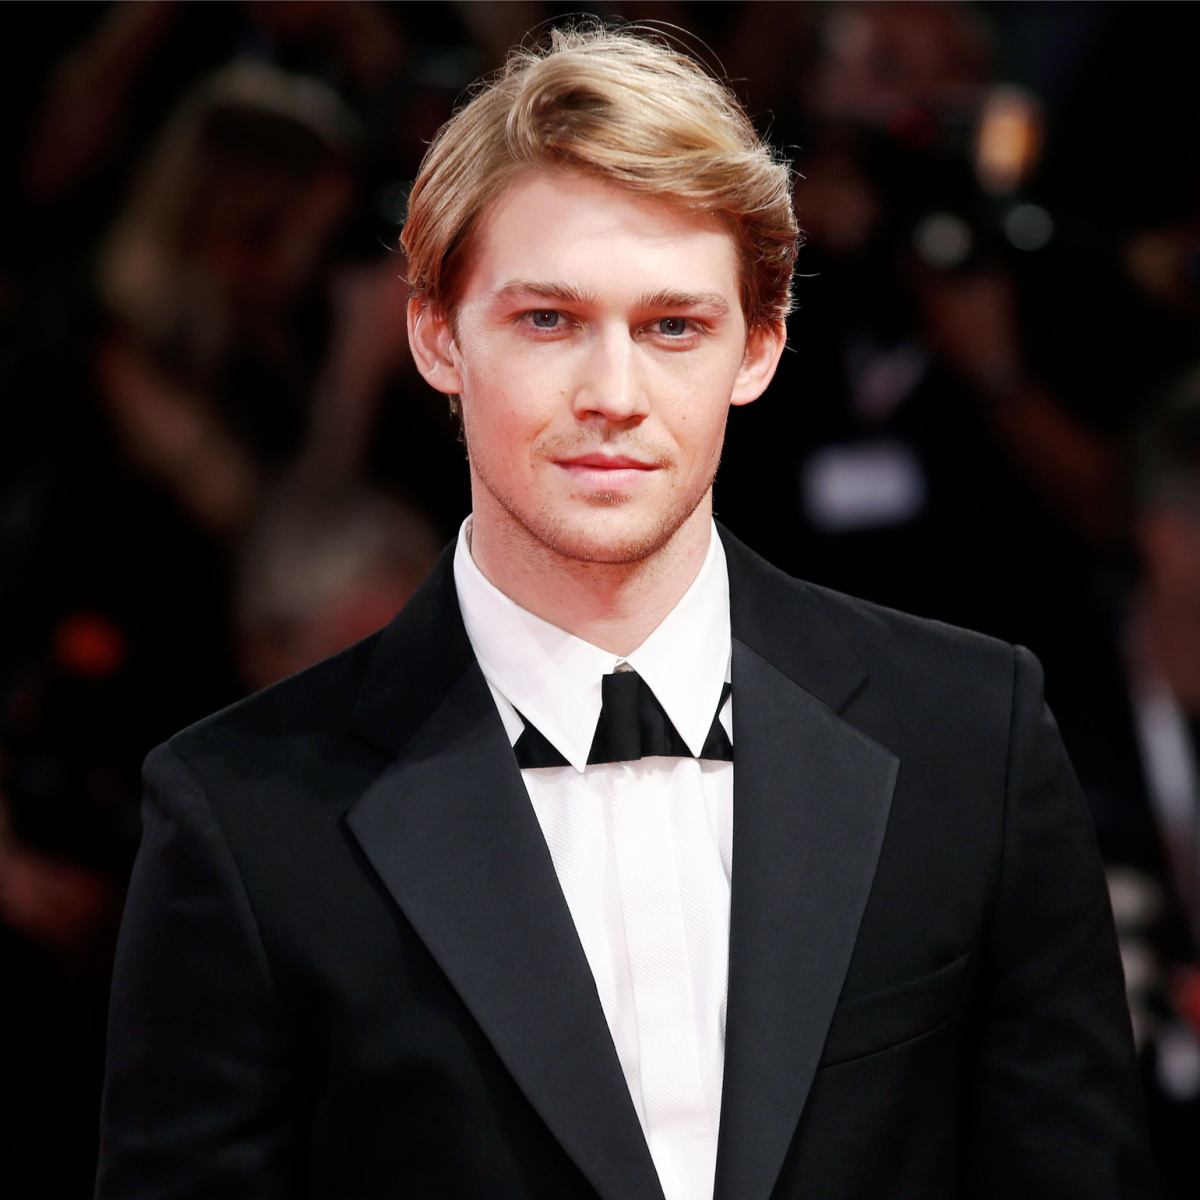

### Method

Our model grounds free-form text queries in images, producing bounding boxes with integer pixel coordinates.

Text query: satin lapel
[347,660,664,1200]
[713,633,898,1200]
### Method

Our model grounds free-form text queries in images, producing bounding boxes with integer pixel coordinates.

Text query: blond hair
[402,25,797,331]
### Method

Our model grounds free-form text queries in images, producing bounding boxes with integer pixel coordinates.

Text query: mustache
[537,430,674,468]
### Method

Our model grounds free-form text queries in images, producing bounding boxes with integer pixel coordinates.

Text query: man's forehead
[460,169,742,305]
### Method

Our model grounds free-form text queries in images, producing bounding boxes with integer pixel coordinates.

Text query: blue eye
[658,317,689,336]
[529,310,560,328]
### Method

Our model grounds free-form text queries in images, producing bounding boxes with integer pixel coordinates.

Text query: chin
[517,499,703,566]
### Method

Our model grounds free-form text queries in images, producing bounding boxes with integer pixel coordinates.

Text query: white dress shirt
[453,519,733,1200]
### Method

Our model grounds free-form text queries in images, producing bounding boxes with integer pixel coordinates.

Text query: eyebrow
[491,280,731,317]
[634,288,730,315]
[489,278,729,321]
[492,280,596,306]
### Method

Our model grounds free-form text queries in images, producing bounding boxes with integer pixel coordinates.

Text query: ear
[407,298,463,395]
[730,320,787,407]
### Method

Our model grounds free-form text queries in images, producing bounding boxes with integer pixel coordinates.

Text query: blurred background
[2,1,1199,1194]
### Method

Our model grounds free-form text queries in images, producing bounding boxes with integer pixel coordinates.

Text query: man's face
[410,170,784,566]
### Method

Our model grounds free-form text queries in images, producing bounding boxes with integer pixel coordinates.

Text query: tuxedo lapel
[715,530,899,1200]
[347,551,664,1200]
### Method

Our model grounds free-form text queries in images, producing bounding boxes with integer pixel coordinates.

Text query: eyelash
[525,310,566,330]
[518,311,701,340]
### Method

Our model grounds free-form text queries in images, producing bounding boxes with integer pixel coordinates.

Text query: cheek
[661,385,733,453]
[649,351,740,423]
[461,375,549,466]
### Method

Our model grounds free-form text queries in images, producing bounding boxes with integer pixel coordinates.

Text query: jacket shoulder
[722,526,1020,703]
[162,631,383,781]
[804,574,1018,681]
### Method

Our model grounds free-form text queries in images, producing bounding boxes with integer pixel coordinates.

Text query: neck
[468,500,714,658]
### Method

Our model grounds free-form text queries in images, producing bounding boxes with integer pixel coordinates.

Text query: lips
[554,452,660,491]
[557,453,656,471]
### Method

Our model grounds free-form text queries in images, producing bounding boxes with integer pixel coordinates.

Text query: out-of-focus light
[1004,203,1054,251]
[976,85,1043,195]
[1107,866,1165,928]
[53,611,127,680]
[801,440,927,533]
[913,212,973,269]
[1157,1023,1200,1102]
[886,104,936,149]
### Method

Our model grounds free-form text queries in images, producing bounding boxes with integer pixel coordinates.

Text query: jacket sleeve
[96,744,303,1200]
[960,645,1155,1198]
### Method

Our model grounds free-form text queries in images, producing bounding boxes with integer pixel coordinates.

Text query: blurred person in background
[1080,383,1200,1199]
[1,0,475,560]
[234,482,441,692]
[1,58,364,804]
[8,1,410,262]
[94,59,360,530]
[714,0,1166,802]
[0,57,365,1197]
[720,0,1122,610]
[0,2,419,466]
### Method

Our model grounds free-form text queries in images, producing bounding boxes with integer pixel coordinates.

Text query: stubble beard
[471,431,720,567]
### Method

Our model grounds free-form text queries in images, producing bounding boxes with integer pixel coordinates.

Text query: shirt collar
[453,518,731,772]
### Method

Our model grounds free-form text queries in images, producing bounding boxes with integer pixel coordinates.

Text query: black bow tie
[513,668,733,768]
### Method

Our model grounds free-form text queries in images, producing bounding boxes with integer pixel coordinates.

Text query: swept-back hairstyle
[401,24,798,331]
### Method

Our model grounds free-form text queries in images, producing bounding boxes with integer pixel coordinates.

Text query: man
[97,27,1152,1200]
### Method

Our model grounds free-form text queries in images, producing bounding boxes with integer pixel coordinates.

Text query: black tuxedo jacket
[97,529,1152,1200]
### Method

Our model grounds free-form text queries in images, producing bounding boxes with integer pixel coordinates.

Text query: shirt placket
[609,761,712,1200]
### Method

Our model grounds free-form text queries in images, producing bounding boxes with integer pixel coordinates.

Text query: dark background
[3,2,1199,1195]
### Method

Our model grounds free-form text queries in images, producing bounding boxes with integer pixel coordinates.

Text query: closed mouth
[555,454,657,471]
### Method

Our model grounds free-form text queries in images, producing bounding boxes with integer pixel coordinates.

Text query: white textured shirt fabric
[453,519,733,1200]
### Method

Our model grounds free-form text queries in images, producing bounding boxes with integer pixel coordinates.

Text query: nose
[572,326,650,425]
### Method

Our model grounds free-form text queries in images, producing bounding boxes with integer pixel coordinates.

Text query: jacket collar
[351,538,473,758]
[453,518,732,769]
[351,524,868,758]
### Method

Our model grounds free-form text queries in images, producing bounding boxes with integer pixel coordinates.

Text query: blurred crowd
[2,2,1200,1194]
